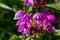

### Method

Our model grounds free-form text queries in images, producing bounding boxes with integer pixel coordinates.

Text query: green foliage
[9,34,19,40]
[55,32,60,36]
[46,1,60,10]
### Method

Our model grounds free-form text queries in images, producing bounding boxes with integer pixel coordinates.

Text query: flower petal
[28,0,34,6]
[14,10,25,20]
[24,0,29,6]
[36,0,44,4]
[37,26,43,32]
[16,20,24,26]
[47,14,57,23]
[47,26,55,33]
[23,14,30,22]
[43,19,50,28]
[33,12,42,21]
[18,22,26,32]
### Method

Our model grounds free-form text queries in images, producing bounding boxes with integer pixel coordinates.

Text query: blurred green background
[0,0,60,40]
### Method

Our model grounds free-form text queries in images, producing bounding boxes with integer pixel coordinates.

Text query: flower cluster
[14,0,57,36]
[24,0,44,8]
[14,8,57,36]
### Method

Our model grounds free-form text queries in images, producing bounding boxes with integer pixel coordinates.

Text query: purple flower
[13,10,25,20]
[22,28,29,36]
[33,11,57,32]
[16,20,29,32]
[36,0,44,5]
[16,20,24,26]
[24,0,34,6]
[18,22,25,32]
[43,19,50,30]
[47,26,55,33]
[14,8,57,36]
[23,14,30,22]
[33,12,46,32]
[24,0,29,6]
[47,14,57,23]
[24,0,44,8]
[17,21,31,33]
[22,28,35,36]
[43,8,52,16]
[33,12,43,21]
[43,8,58,23]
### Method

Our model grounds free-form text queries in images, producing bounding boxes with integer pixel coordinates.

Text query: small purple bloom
[24,0,29,6]
[27,23,32,29]
[36,0,41,4]
[16,20,23,26]
[28,0,34,5]
[24,0,44,7]
[22,29,28,34]
[43,19,50,30]
[36,0,44,5]
[47,14,57,23]
[24,0,34,6]
[14,10,25,20]
[18,22,25,32]
[33,12,42,21]
[33,11,57,32]
[37,24,44,32]
[23,14,30,22]
[43,8,51,16]
[18,22,31,32]
[47,26,55,33]
[43,8,57,23]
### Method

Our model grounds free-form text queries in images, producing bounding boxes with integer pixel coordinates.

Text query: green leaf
[54,0,60,2]
[26,36,31,40]
[54,29,60,36]
[0,3,12,10]
[0,3,17,12]
[46,1,60,10]
[28,6,33,12]
[9,34,19,40]
[19,0,24,1]
[36,33,40,39]
[19,35,26,39]
[31,38,34,40]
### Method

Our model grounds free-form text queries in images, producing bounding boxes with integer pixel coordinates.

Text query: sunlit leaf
[0,3,12,10]
[28,6,33,12]
[31,38,34,40]
[54,0,60,2]
[0,3,17,12]
[54,29,60,36]
[9,34,19,40]
[19,0,24,1]
[26,36,31,40]
[46,1,60,10]
[19,35,27,38]
[36,33,40,39]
